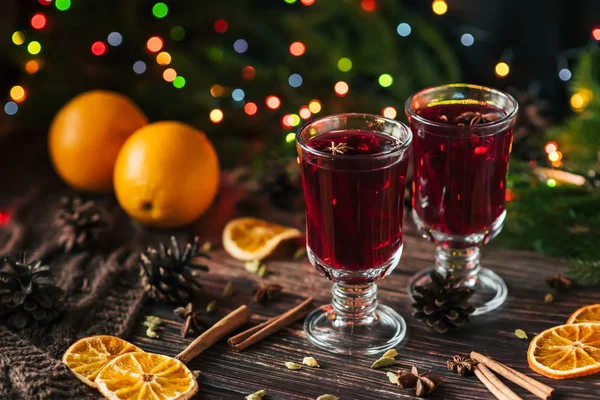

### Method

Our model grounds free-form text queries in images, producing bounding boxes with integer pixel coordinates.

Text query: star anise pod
[254,283,283,304]
[173,303,207,337]
[396,366,442,398]
[447,355,477,376]
[455,111,501,126]
[545,274,574,291]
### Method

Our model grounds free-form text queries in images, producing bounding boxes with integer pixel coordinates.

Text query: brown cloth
[0,205,146,400]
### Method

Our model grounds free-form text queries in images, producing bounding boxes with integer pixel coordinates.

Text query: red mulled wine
[301,129,409,271]
[410,103,513,235]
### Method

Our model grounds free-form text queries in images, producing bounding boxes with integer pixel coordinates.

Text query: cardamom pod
[145,315,163,324]
[192,370,201,379]
[146,327,159,339]
[284,361,302,370]
[371,357,397,369]
[142,321,160,330]
[245,389,266,400]
[223,281,233,297]
[245,260,260,273]
[387,371,400,385]
[302,356,320,368]
[202,241,212,252]
[382,349,398,359]
[316,395,339,400]
[515,329,528,339]
[206,300,217,313]
[258,264,269,277]
[544,293,554,303]
[294,247,307,260]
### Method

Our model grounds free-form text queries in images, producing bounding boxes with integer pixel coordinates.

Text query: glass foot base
[409,267,508,316]
[304,304,407,355]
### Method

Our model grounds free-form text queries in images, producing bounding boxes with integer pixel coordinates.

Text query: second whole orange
[114,121,220,228]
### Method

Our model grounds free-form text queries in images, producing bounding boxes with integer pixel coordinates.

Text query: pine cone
[411,271,475,334]
[0,252,62,329]
[258,155,303,210]
[54,197,110,253]
[140,236,209,304]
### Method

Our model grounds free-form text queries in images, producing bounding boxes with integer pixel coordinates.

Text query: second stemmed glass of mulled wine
[405,84,518,315]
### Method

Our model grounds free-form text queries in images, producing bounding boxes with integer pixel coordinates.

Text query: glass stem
[331,282,378,326]
[435,246,481,287]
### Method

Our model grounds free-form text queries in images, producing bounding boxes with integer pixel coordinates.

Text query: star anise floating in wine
[325,141,353,155]
[254,283,283,304]
[447,355,477,376]
[396,366,442,397]
[454,111,502,126]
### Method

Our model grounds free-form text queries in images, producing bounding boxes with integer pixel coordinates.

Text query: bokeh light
[210,84,225,97]
[289,42,306,56]
[334,81,349,97]
[55,0,70,11]
[378,74,393,87]
[232,88,245,101]
[10,86,26,102]
[300,0,315,5]
[39,0,52,5]
[244,102,258,115]
[361,0,376,12]
[288,114,301,127]
[31,13,47,30]
[152,2,168,18]
[495,62,510,77]
[548,151,560,162]
[242,66,256,80]
[210,109,224,123]
[570,93,585,110]
[299,106,311,119]
[461,33,474,47]
[288,73,303,88]
[432,0,447,15]
[234,39,248,53]
[397,23,411,37]
[147,36,164,52]
[558,68,571,81]
[28,41,41,55]
[266,95,281,109]
[12,32,25,46]
[173,76,186,88]
[171,26,185,41]
[544,142,558,154]
[214,19,228,33]
[4,102,18,116]
[593,28,600,41]
[156,51,171,65]
[108,32,123,46]
[286,132,296,143]
[547,179,557,188]
[25,60,40,74]
[284,0,296,3]
[163,68,177,82]
[91,41,107,56]
[308,100,321,114]
[133,61,147,74]
[338,58,352,72]
[382,107,397,119]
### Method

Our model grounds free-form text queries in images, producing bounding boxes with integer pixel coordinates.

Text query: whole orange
[49,90,148,193]
[114,121,220,228]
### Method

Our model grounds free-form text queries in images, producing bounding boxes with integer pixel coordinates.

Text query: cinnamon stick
[228,318,275,346]
[474,365,513,400]
[229,297,313,352]
[476,364,523,400]
[471,352,554,400]
[176,305,251,364]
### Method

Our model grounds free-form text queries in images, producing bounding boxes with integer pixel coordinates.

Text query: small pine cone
[54,197,110,253]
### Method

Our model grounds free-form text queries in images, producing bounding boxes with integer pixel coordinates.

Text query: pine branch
[569,259,600,284]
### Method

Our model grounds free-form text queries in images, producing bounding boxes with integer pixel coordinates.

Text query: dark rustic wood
[1,136,599,399]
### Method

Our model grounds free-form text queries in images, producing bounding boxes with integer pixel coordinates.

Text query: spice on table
[228,297,314,352]
[544,293,554,303]
[514,329,528,340]
[245,389,266,400]
[285,361,302,370]
[316,395,339,400]
[143,315,163,339]
[192,370,201,379]
[395,366,442,397]
[371,357,397,369]
[201,241,212,252]
[174,303,204,338]
[254,283,283,304]
[258,264,269,277]
[206,300,217,313]
[387,371,400,385]
[447,355,477,376]
[294,247,307,260]
[545,274,573,291]
[222,281,233,297]
[245,259,261,273]
[473,363,522,400]
[302,356,320,367]
[382,349,398,359]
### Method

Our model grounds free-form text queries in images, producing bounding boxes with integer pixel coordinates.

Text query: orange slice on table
[222,217,303,261]
[527,323,600,379]
[95,352,198,400]
[62,335,142,387]
[567,304,600,324]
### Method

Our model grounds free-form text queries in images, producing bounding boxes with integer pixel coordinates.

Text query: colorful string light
[152,2,168,18]
[266,95,281,109]
[25,60,40,74]
[382,107,397,119]
[242,66,256,80]
[214,19,228,33]
[233,39,248,53]
[210,109,224,123]
[107,32,123,46]
[232,89,245,101]
[432,0,447,15]
[12,32,25,46]
[544,142,558,154]
[299,106,312,119]
[300,0,315,5]
[31,13,47,30]
[55,0,71,11]
[147,36,164,52]
[39,0,52,5]
[91,41,107,56]
[308,100,321,113]
[461,33,474,47]
[133,61,147,74]
[547,178,557,188]
[495,62,510,77]
[361,0,376,12]
[173,76,186,88]
[4,102,18,116]
[10,86,26,103]
[163,68,177,82]
[288,73,303,87]
[593,28,600,41]
[171,26,185,41]
[397,23,411,37]
[378,74,393,87]
[244,102,258,115]
[286,132,296,143]
[156,51,171,65]
[289,42,306,56]
[210,84,225,97]
[558,68,571,81]
[27,41,41,55]
[338,58,352,72]
[334,81,349,97]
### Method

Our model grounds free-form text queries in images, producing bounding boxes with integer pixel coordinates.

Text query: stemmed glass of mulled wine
[405,84,518,315]
[296,114,412,355]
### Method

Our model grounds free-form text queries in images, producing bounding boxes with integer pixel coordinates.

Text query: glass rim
[404,83,519,131]
[296,113,412,159]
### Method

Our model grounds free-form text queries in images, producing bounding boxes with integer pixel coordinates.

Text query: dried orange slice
[95,352,198,400]
[527,323,600,379]
[62,335,142,387]
[222,217,303,261]
[567,304,600,324]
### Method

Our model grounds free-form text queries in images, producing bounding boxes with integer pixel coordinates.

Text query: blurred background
[0,0,599,278]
